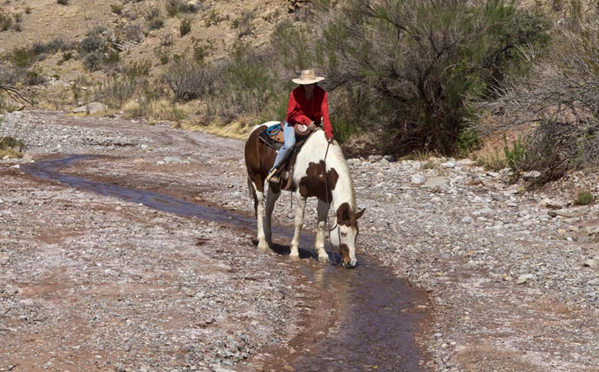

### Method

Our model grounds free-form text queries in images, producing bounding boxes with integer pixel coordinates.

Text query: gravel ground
[2,111,599,371]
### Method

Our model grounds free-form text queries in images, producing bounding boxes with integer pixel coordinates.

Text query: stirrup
[266,168,279,183]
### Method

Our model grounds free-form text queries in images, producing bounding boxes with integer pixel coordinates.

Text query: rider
[266,69,334,183]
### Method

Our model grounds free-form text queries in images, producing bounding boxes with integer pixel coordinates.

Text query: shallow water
[23,155,429,371]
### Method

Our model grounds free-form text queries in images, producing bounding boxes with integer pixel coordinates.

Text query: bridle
[322,139,359,267]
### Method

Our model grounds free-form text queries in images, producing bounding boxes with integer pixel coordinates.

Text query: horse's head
[330,203,365,269]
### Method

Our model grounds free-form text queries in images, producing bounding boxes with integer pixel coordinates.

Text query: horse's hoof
[289,253,300,261]
[318,254,330,264]
[257,242,269,251]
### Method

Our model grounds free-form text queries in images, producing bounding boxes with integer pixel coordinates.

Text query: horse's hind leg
[315,199,330,263]
[290,192,306,261]
[264,186,280,247]
[249,178,268,251]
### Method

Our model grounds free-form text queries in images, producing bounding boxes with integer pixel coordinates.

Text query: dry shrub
[493,19,599,184]
[274,0,550,154]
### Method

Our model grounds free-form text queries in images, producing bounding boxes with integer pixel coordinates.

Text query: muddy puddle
[23,155,430,372]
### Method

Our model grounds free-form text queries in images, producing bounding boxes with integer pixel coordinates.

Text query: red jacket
[286,85,333,139]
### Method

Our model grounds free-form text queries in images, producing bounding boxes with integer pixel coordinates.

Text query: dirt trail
[3,111,599,372]
[0,112,429,372]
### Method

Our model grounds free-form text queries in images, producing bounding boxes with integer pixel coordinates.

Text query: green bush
[79,34,106,55]
[276,0,550,155]
[575,191,594,205]
[10,47,37,68]
[83,52,103,71]
[180,19,192,37]
[0,13,13,31]
[111,4,124,15]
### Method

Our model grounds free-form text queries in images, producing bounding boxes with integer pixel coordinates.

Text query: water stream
[23,155,429,372]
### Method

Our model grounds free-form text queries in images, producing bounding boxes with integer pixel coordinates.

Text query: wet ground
[21,155,430,371]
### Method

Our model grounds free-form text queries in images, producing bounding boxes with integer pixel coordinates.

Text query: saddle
[258,123,285,150]
[259,122,316,191]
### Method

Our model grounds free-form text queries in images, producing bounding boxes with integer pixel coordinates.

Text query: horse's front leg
[290,191,306,261]
[315,199,330,263]
[264,186,280,248]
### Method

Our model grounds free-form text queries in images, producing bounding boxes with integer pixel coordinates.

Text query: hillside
[0,0,298,79]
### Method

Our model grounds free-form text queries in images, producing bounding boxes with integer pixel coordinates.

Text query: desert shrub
[25,69,46,86]
[12,13,22,31]
[10,47,37,68]
[142,3,163,30]
[148,17,165,30]
[575,191,594,205]
[166,0,200,17]
[104,50,121,67]
[83,52,103,71]
[25,6,32,14]
[79,34,106,55]
[233,10,254,38]
[0,12,13,31]
[494,19,599,184]
[57,0,68,5]
[61,51,73,61]
[32,38,76,55]
[275,0,550,155]
[180,18,191,37]
[111,4,124,15]
[114,23,144,46]
[164,56,217,100]
[163,43,282,124]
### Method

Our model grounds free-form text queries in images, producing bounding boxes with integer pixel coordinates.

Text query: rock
[22,153,34,162]
[583,259,597,269]
[522,170,541,180]
[73,102,108,114]
[410,174,427,185]
[368,154,383,162]
[539,198,564,210]
[517,274,535,285]
[0,253,8,265]
[474,207,493,216]
[554,209,588,218]
[461,216,473,224]
[114,363,126,372]
[3,285,20,295]
[383,155,396,162]
[588,279,599,286]
[423,177,449,189]
[441,161,456,168]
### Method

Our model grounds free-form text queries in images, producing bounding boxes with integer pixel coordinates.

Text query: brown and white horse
[244,121,365,268]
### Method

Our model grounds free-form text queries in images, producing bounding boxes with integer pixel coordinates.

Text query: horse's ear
[355,208,366,220]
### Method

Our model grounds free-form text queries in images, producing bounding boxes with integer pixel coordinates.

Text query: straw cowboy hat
[292,70,325,85]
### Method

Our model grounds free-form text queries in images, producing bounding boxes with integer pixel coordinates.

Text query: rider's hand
[308,121,317,131]
[327,137,334,144]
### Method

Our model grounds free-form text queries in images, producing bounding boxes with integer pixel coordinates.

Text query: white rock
[517,274,536,285]
[441,161,456,168]
[461,216,473,223]
[73,102,108,114]
[410,174,427,184]
[583,259,597,269]
[423,177,449,188]
[522,170,541,180]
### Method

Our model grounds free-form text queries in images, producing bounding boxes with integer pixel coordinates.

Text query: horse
[244,121,365,268]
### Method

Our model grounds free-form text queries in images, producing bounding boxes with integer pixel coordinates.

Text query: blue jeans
[270,122,296,172]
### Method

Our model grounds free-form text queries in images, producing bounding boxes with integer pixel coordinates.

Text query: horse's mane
[308,131,357,211]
